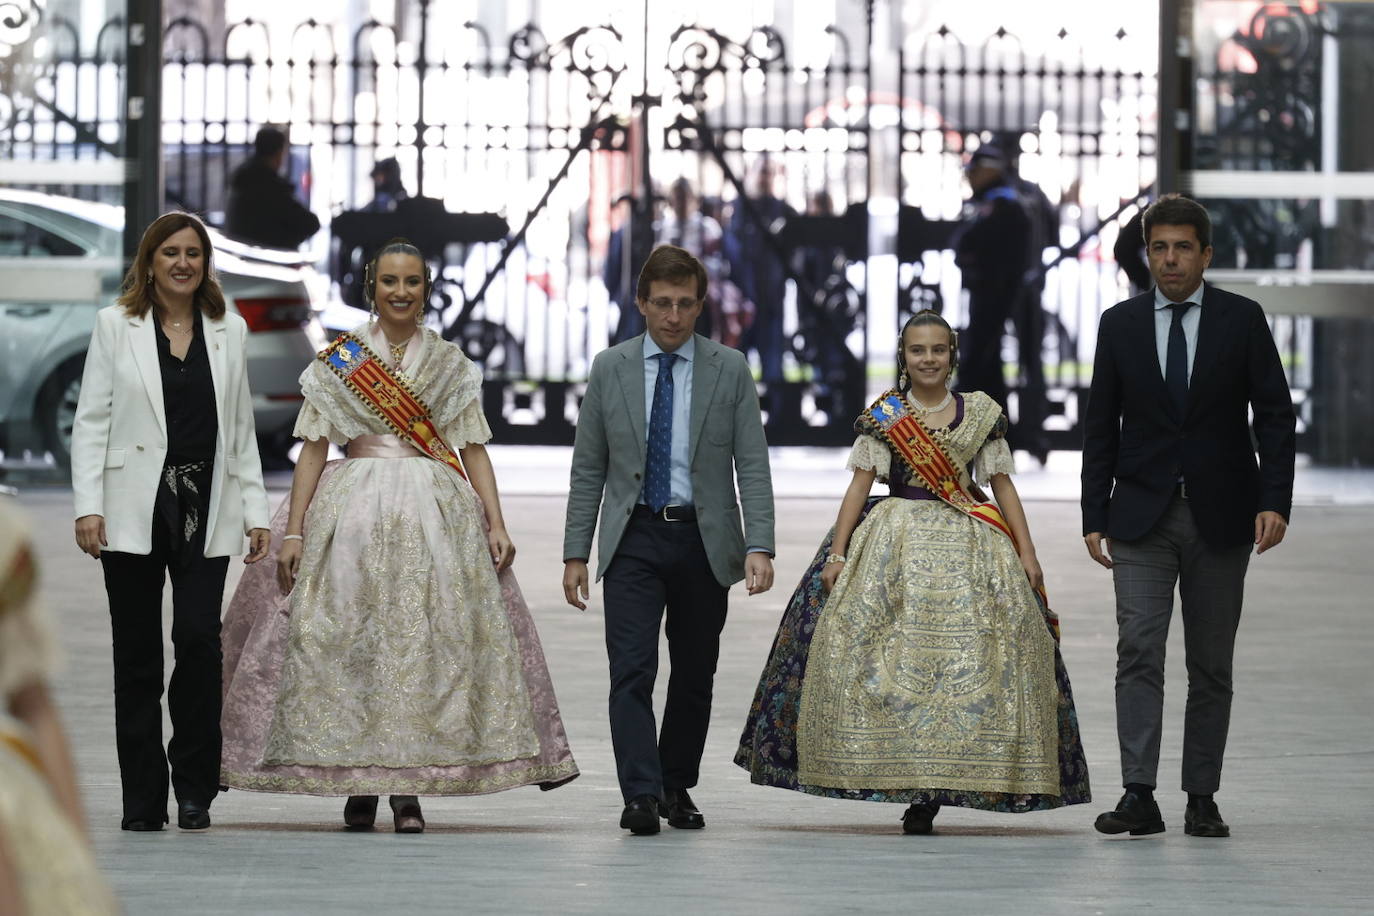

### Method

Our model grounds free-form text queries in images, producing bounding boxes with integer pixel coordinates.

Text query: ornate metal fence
[897,24,1157,450]
[4,2,1239,451]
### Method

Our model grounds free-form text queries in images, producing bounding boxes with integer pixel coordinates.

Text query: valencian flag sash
[860,389,1059,642]
[316,333,468,481]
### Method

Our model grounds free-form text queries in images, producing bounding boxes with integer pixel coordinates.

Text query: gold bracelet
[825,553,846,565]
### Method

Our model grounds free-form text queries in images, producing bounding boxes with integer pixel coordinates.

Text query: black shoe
[658,788,705,830]
[619,795,661,835]
[344,795,379,829]
[122,818,165,832]
[901,802,939,835]
[1094,791,1165,836]
[1184,798,1230,838]
[177,801,211,830]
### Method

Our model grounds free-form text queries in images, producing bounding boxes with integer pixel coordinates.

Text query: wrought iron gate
[1,0,1197,450]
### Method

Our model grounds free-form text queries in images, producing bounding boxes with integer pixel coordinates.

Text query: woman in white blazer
[70,212,270,832]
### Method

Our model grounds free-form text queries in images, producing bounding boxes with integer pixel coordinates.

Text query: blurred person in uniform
[952,145,1034,455]
[1003,143,1057,465]
[0,498,119,914]
[725,157,796,395]
[224,126,321,250]
[362,157,409,214]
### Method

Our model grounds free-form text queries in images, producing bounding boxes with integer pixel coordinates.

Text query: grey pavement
[11,451,1374,915]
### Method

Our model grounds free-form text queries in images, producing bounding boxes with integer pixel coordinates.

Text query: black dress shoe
[659,788,705,830]
[619,795,661,835]
[1094,791,1165,836]
[121,818,165,832]
[177,801,211,830]
[901,802,939,835]
[1184,798,1230,838]
[344,795,379,829]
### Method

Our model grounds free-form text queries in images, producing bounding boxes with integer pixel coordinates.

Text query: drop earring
[897,365,909,390]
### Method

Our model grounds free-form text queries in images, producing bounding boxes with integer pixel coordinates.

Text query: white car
[0,189,327,468]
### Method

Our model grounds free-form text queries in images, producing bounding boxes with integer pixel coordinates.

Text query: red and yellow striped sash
[317,333,468,481]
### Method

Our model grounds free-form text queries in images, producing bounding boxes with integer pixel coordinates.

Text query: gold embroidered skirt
[797,497,1060,795]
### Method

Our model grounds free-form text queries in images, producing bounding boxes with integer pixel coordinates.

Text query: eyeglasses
[644,297,702,313]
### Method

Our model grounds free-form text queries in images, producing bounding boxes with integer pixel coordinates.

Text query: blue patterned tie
[1166,302,1192,419]
[644,352,678,512]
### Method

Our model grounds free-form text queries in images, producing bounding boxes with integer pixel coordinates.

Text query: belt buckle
[661,504,680,522]
[1178,481,1188,500]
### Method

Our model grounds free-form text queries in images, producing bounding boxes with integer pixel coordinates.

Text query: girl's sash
[316,333,468,481]
[860,389,1059,641]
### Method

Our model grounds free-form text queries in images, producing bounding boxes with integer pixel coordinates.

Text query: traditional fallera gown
[0,500,119,914]
[220,326,578,796]
[735,391,1090,812]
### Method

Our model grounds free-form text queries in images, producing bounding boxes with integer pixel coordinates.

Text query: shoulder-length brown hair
[117,212,227,319]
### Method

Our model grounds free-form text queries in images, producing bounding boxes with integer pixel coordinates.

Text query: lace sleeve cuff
[441,398,493,450]
[846,434,891,480]
[973,436,1015,484]
[291,401,347,446]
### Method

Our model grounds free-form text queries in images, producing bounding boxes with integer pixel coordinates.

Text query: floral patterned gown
[735,391,1090,812]
[220,326,578,795]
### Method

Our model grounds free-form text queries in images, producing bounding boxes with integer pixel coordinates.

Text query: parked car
[0,189,328,469]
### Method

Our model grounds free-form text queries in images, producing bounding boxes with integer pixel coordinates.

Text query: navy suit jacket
[1081,283,1296,548]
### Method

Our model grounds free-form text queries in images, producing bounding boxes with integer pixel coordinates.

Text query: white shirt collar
[1153,281,1205,310]
[643,333,695,362]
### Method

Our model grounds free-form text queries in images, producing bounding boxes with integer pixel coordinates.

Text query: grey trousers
[1111,495,1252,794]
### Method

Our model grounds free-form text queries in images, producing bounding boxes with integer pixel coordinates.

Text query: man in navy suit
[1081,194,1295,839]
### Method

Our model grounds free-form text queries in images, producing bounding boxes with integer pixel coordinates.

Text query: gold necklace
[386,334,413,367]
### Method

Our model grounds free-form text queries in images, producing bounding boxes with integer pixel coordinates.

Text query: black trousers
[603,513,729,803]
[100,517,229,825]
[959,286,1017,409]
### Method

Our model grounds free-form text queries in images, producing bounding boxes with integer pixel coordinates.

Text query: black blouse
[155,310,218,463]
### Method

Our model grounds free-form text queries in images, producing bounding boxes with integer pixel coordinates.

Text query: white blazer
[71,305,270,557]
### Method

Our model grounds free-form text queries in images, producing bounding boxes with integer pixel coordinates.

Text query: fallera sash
[860,389,1059,641]
[316,333,468,481]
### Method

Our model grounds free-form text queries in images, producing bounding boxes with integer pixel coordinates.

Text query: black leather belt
[633,504,697,522]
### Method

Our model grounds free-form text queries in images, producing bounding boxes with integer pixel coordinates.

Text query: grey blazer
[563,334,775,587]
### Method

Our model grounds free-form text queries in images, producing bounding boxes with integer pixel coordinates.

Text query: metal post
[415,0,429,193]
[123,0,164,266]
[1156,0,1192,196]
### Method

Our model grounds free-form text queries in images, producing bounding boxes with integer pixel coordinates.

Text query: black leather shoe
[177,801,211,830]
[344,795,379,829]
[1094,791,1165,836]
[1184,799,1230,837]
[122,818,164,832]
[901,802,939,835]
[659,788,705,829]
[619,795,661,835]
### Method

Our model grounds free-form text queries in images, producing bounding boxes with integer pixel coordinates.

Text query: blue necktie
[644,352,678,512]
[1166,302,1192,419]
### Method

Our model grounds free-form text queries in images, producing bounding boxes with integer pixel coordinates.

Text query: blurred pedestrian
[952,145,1033,452]
[725,157,796,393]
[0,498,119,914]
[70,212,272,832]
[363,157,409,214]
[225,126,321,250]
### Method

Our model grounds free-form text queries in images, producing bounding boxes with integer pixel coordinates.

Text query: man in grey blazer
[563,245,775,836]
